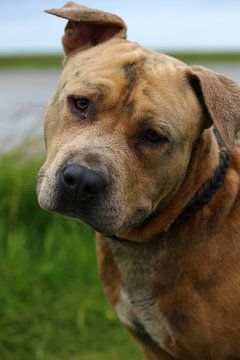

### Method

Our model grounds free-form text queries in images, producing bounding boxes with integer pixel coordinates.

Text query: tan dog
[37,2,240,359]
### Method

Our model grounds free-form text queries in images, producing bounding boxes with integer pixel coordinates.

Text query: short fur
[37,3,240,359]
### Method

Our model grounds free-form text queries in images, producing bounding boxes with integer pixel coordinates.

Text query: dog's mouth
[38,176,149,235]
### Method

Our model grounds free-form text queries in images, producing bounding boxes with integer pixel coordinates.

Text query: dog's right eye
[72,97,90,111]
[68,96,91,117]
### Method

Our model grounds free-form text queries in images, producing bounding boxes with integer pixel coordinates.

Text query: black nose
[61,164,107,201]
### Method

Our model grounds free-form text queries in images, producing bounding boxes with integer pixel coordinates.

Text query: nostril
[84,184,94,194]
[61,165,80,190]
[83,180,105,195]
[64,173,76,187]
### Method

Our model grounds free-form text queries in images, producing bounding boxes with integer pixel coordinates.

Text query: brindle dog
[37,3,240,359]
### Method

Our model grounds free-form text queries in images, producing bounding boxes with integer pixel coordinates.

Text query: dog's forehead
[60,40,187,91]
[53,40,194,136]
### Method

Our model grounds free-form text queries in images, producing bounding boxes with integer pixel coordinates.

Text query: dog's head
[37,2,240,237]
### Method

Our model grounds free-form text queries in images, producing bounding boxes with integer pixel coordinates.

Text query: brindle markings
[121,60,148,119]
[142,88,151,98]
[121,63,138,119]
[122,100,135,118]
[132,320,159,345]
[74,70,81,77]
[96,83,109,101]
[169,309,189,332]
[193,277,219,297]
[122,62,137,87]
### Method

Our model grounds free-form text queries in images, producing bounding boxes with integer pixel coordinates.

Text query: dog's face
[37,2,240,237]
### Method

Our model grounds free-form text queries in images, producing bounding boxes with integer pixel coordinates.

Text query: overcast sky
[1,0,240,54]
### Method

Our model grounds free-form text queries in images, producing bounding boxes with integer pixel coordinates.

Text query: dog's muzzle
[60,164,107,201]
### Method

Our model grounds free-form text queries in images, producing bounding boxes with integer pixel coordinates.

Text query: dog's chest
[105,238,177,355]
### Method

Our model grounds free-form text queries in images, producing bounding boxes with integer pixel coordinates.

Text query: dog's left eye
[142,129,168,145]
[72,97,90,111]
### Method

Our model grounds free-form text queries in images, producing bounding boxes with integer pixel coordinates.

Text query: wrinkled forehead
[59,41,146,93]
[60,40,186,91]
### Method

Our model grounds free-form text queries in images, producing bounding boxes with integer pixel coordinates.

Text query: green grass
[0,55,63,69]
[167,51,240,64]
[1,52,240,69]
[0,152,142,360]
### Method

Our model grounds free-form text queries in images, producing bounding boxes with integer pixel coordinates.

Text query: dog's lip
[53,208,118,233]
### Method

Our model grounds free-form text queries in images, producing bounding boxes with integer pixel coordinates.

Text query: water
[0,70,60,153]
[0,64,239,153]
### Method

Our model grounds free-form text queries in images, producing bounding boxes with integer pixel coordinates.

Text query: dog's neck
[115,129,222,242]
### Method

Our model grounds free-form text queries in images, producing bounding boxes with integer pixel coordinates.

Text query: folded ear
[45,1,127,55]
[188,66,240,151]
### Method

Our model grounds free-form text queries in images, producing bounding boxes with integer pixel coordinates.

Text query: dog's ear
[188,66,240,150]
[45,2,127,55]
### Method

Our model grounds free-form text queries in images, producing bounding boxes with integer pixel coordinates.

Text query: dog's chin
[38,197,118,234]
[68,206,149,236]
[38,193,149,236]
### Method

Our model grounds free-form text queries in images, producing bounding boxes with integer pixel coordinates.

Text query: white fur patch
[116,288,177,357]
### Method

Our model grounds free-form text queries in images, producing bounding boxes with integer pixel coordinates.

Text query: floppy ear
[45,1,127,55]
[188,66,240,151]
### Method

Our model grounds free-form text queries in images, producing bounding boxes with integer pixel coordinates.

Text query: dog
[37,2,240,359]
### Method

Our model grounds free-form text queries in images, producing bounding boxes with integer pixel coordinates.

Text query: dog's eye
[142,129,168,145]
[72,97,90,111]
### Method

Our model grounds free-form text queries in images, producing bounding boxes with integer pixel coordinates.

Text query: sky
[1,0,240,54]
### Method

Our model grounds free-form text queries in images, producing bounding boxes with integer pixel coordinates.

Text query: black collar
[108,149,229,243]
[173,149,229,226]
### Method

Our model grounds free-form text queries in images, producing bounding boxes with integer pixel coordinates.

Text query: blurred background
[0,1,239,359]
